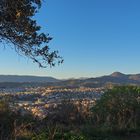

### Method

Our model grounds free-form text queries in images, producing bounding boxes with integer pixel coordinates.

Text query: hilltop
[54,72,140,88]
[1,72,140,88]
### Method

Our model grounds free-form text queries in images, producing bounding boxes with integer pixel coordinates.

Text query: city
[0,86,104,119]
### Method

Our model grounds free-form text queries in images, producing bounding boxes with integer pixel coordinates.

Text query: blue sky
[0,0,140,78]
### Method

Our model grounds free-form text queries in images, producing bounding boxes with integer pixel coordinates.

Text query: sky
[1,0,140,79]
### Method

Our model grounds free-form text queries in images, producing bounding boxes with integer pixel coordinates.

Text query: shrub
[91,86,140,132]
[45,100,87,125]
[0,100,35,140]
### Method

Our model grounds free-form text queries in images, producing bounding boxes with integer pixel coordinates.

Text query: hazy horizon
[1,0,140,78]
[0,71,140,79]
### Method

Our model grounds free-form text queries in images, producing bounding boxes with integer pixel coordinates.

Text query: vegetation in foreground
[0,86,140,140]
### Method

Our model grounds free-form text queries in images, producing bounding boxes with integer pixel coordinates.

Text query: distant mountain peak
[111,72,126,77]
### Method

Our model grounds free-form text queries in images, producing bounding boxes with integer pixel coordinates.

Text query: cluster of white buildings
[0,86,105,119]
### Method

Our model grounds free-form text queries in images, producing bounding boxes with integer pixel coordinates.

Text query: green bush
[0,100,35,140]
[32,128,86,140]
[45,100,86,125]
[91,86,140,132]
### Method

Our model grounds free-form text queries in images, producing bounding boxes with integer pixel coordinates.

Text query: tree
[91,86,140,131]
[0,100,36,139]
[0,0,63,67]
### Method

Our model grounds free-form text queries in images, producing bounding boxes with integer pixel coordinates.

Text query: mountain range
[0,75,59,83]
[55,72,140,88]
[1,72,140,88]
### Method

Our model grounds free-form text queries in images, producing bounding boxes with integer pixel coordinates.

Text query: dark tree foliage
[0,0,63,67]
[92,86,140,131]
